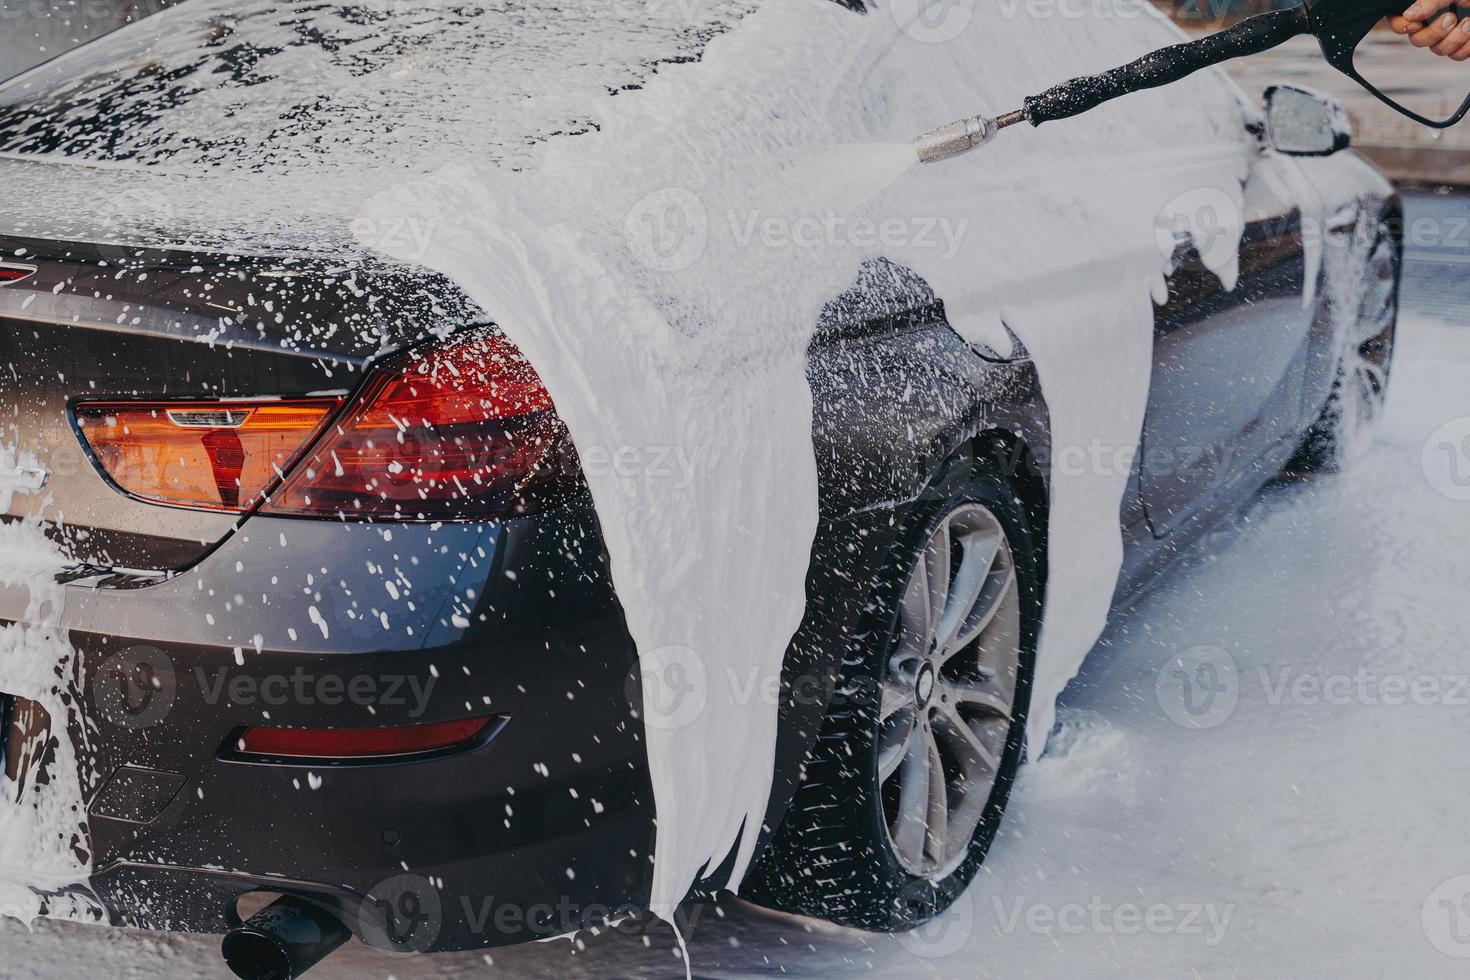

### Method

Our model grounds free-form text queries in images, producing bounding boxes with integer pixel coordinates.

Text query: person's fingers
[1448,19,1470,58]
[1432,17,1470,54]
[1410,10,1461,46]
[1404,0,1458,21]
[1388,15,1424,33]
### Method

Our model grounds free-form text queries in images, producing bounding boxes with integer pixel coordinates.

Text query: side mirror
[1264,84,1352,156]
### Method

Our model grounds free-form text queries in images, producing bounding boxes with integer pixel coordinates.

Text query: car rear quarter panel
[755,259,1050,877]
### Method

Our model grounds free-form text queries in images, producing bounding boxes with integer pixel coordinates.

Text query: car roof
[0,0,756,175]
[0,0,764,255]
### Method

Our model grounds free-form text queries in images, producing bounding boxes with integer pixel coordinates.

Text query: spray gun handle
[1023,6,1313,127]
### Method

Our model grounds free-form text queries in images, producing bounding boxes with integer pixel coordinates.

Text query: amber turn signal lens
[74,399,341,512]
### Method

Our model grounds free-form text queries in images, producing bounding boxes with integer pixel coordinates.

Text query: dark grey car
[0,2,1398,976]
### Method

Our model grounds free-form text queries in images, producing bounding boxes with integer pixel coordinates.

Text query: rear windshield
[0,0,756,175]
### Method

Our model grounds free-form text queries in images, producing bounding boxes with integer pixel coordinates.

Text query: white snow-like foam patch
[1022,710,1138,804]
[358,0,1253,918]
[0,518,98,924]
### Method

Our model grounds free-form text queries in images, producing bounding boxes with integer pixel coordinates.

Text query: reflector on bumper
[222,715,502,765]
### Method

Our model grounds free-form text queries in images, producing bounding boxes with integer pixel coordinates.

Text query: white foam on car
[356,0,1255,919]
[0,517,99,923]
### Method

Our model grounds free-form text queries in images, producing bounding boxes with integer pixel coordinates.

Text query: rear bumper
[2,493,658,951]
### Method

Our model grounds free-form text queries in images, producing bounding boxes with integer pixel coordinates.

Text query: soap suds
[359,0,1254,917]
[0,518,99,924]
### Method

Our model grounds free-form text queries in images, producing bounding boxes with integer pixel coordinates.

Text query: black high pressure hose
[909,0,1469,163]
[1022,6,1314,125]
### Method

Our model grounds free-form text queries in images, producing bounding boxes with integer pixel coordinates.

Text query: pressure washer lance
[915,0,1470,163]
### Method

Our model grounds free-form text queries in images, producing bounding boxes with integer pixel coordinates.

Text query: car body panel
[0,247,1053,948]
[1142,186,1313,535]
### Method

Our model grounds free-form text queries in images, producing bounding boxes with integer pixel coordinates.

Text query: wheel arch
[969,427,1049,613]
[744,424,1049,927]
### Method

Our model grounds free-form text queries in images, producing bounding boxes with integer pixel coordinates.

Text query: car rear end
[0,231,657,951]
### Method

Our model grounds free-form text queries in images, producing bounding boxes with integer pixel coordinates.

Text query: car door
[1138,150,1315,536]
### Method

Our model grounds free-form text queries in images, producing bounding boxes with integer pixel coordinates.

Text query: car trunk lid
[0,232,480,571]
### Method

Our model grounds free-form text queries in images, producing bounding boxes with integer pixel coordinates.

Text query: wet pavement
[1403,189,1470,325]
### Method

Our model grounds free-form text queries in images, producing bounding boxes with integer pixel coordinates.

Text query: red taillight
[74,399,341,512]
[228,716,498,762]
[262,329,571,521]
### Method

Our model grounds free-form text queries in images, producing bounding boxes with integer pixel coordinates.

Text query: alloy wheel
[877,501,1022,879]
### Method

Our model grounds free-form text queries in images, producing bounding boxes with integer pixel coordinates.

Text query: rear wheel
[1289,219,1400,473]
[745,455,1041,931]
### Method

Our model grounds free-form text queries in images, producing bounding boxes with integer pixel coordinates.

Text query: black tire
[1288,217,1400,474]
[744,449,1042,932]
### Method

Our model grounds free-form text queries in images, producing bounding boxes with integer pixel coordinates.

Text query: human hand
[1389,1,1470,61]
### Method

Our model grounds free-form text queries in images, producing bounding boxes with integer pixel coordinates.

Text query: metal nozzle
[913,109,1028,164]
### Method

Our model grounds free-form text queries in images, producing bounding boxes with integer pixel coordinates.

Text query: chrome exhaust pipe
[221,895,350,980]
